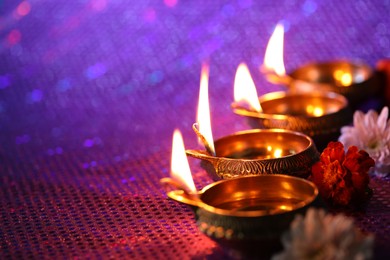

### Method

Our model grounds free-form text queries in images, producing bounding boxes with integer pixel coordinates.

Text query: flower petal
[364,110,377,129]
[377,106,389,132]
[344,146,375,174]
[353,111,369,137]
[353,111,364,127]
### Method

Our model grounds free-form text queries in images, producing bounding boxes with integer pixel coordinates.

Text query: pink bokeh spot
[17,1,31,16]
[7,30,22,45]
[13,1,31,19]
[164,0,178,8]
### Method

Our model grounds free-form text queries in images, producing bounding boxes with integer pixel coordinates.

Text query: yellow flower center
[367,140,380,150]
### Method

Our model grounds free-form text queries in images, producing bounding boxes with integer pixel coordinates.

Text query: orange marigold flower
[344,146,375,174]
[310,141,375,207]
[321,141,345,164]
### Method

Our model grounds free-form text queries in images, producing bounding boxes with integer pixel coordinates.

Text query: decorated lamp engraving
[187,129,319,179]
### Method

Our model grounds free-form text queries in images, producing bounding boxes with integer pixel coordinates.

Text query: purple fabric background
[1,0,389,259]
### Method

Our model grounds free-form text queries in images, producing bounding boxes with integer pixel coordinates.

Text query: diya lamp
[161,129,320,258]
[261,23,384,106]
[287,60,383,107]
[232,23,353,150]
[186,63,319,180]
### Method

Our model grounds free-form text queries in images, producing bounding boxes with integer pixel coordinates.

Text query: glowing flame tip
[234,63,262,112]
[263,23,286,76]
[170,129,196,193]
[196,63,215,155]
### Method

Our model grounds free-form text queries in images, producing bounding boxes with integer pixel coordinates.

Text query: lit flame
[263,23,286,76]
[170,129,196,193]
[234,63,262,112]
[333,69,353,86]
[196,63,215,155]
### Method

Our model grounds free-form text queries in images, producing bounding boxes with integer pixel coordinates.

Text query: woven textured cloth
[1,0,389,259]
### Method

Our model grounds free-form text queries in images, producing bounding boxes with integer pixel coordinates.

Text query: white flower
[272,208,374,260]
[339,106,390,177]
